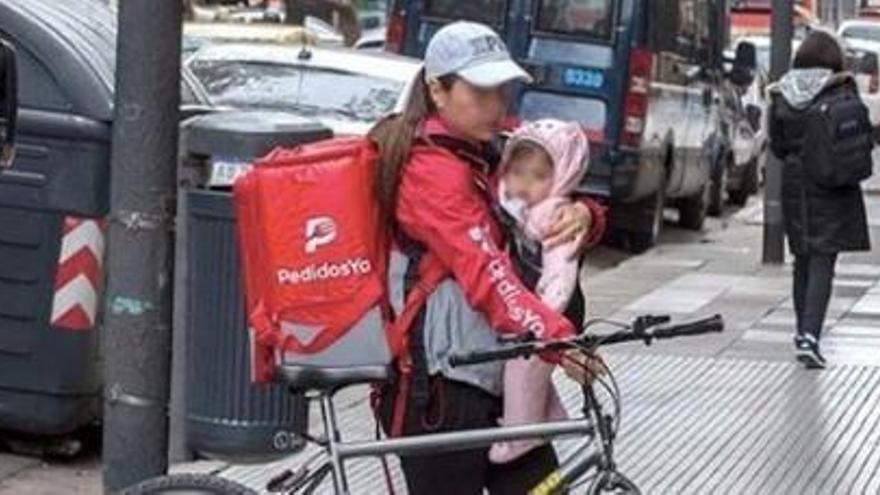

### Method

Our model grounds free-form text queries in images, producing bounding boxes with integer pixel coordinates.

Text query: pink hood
[502,119,589,199]
[500,119,589,240]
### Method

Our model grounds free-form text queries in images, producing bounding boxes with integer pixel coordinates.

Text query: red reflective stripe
[52,216,106,331]
[54,248,102,290]
[51,306,93,331]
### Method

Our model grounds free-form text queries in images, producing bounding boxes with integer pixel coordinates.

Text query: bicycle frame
[301,383,608,495]
[276,314,725,494]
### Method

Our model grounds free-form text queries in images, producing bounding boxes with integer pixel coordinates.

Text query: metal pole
[102,0,182,491]
[833,0,841,29]
[764,0,793,265]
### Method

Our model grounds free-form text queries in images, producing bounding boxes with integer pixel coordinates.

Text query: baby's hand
[544,203,591,254]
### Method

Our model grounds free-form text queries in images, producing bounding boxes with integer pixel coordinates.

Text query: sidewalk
[6,184,879,493]
[194,185,880,494]
[2,191,874,493]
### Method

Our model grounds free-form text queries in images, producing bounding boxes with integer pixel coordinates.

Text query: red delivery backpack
[234,137,447,434]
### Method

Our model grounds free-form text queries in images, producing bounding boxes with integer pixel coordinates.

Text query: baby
[491,119,590,464]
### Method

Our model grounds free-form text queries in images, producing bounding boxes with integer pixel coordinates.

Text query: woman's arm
[396,151,575,340]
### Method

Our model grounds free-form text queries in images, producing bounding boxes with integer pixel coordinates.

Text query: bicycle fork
[583,384,616,471]
[529,385,612,495]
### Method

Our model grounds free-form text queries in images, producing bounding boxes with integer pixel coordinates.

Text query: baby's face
[503,151,554,207]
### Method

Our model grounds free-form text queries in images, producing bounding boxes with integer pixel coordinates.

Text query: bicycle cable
[581,317,632,333]
[567,340,623,437]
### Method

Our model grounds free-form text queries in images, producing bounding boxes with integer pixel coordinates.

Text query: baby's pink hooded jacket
[491,119,590,464]
[500,119,590,314]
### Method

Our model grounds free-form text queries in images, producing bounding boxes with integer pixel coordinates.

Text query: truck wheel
[627,182,666,254]
[708,157,729,217]
[728,159,758,207]
[678,181,709,231]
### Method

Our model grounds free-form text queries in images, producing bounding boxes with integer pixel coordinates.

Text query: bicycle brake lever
[631,315,668,346]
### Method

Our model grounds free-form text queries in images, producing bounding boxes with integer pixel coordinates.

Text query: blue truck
[387,0,759,251]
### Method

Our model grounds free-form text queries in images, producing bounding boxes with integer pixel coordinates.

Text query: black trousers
[793,252,838,340]
[379,376,560,495]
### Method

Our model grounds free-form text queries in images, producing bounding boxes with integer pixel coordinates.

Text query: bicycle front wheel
[586,471,641,495]
[121,473,258,495]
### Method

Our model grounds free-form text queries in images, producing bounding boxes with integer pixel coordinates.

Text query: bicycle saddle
[275,364,390,392]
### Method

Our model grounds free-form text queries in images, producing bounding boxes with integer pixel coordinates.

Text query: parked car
[838,21,880,109]
[183,18,344,49]
[303,16,346,46]
[390,0,757,251]
[356,27,387,50]
[721,37,776,209]
[715,79,764,209]
[839,19,880,55]
[186,43,420,136]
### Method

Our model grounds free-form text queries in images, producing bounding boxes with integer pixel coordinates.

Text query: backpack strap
[384,136,496,437]
[386,254,446,356]
[386,248,447,438]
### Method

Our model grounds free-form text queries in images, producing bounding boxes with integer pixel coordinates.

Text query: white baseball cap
[424,21,533,88]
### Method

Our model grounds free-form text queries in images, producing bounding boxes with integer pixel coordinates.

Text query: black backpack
[800,87,874,188]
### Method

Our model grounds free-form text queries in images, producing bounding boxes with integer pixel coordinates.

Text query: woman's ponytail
[369,69,455,226]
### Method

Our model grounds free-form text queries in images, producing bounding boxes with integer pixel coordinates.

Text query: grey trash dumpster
[181,111,332,463]
[0,0,116,436]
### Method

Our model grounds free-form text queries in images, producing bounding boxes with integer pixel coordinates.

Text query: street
[8,170,879,494]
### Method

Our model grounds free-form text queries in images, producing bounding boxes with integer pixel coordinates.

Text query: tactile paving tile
[213,353,880,494]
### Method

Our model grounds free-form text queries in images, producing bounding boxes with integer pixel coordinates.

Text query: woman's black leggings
[379,376,559,495]
[793,253,838,340]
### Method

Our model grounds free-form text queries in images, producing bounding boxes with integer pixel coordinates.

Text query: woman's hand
[561,349,604,386]
[544,202,591,254]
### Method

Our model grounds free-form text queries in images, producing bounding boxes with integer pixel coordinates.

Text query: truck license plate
[562,67,605,90]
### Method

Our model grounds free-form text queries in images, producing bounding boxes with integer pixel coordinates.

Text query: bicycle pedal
[268,466,312,493]
[266,469,295,492]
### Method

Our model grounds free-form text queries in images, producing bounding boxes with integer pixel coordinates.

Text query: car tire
[728,158,758,207]
[678,181,709,231]
[708,155,730,217]
[627,181,666,254]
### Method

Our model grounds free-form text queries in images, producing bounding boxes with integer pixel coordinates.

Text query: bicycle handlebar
[448,315,724,368]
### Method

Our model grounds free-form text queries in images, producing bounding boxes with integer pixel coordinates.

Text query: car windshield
[842,25,880,43]
[423,0,506,26]
[188,60,404,123]
[734,38,799,73]
[535,0,617,41]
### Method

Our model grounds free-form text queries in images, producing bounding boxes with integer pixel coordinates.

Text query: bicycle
[124,313,724,495]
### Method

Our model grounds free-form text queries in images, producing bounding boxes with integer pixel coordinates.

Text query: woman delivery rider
[369,21,606,494]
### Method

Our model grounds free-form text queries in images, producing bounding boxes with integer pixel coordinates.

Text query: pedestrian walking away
[768,29,874,369]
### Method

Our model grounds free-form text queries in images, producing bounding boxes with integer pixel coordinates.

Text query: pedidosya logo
[277,258,372,285]
[305,216,337,254]
[278,215,373,285]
